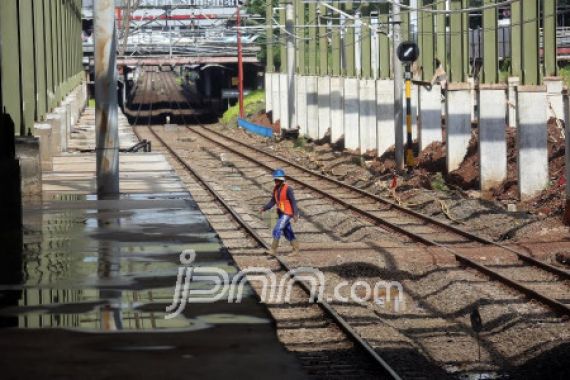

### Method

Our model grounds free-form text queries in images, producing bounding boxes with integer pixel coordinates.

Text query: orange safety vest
[274,183,294,216]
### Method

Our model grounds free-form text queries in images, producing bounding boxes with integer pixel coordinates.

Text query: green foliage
[559,65,570,89]
[294,136,307,148]
[431,172,449,192]
[220,90,265,126]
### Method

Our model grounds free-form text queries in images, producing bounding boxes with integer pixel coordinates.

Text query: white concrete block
[468,77,478,124]
[418,84,442,151]
[279,73,289,130]
[54,107,69,153]
[317,76,331,140]
[479,86,508,191]
[265,73,272,113]
[508,77,519,128]
[517,87,549,200]
[296,76,308,135]
[271,73,280,123]
[445,83,472,172]
[544,77,564,120]
[306,76,319,139]
[343,78,360,150]
[359,79,376,154]
[376,79,396,157]
[330,77,344,144]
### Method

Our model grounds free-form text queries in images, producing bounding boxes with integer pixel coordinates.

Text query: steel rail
[190,127,570,281]
[146,70,570,317]
[134,71,404,380]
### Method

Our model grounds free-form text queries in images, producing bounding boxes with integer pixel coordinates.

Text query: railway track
[159,70,570,319]
[130,71,407,380]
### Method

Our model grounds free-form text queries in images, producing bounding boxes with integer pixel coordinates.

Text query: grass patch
[294,136,307,148]
[88,98,95,108]
[431,172,449,191]
[559,65,570,88]
[220,90,265,126]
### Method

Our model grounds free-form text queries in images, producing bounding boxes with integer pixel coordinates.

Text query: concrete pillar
[296,76,308,135]
[330,77,344,144]
[376,79,396,157]
[564,91,570,224]
[544,77,564,120]
[343,78,360,150]
[279,73,289,130]
[271,73,280,122]
[54,107,69,152]
[306,76,319,139]
[265,73,272,113]
[418,84,442,151]
[33,123,53,171]
[516,86,549,200]
[15,137,42,198]
[317,76,331,140]
[446,83,472,172]
[468,77,478,124]
[479,85,508,191]
[45,114,63,153]
[508,77,519,128]
[359,79,376,154]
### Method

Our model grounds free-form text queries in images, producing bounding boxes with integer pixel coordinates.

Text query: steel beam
[266,0,273,72]
[331,1,341,76]
[449,0,466,83]
[19,0,36,135]
[435,0,446,70]
[378,5,390,79]
[308,2,317,75]
[296,0,304,74]
[344,1,355,77]
[543,0,558,77]
[482,0,498,84]
[511,0,521,78]
[33,0,47,121]
[319,3,328,75]
[0,0,22,134]
[361,12,371,79]
[521,0,540,85]
[418,0,434,82]
[280,1,286,73]
[94,0,120,196]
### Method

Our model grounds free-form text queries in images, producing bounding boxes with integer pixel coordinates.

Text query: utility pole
[237,4,244,118]
[286,1,296,130]
[392,0,404,170]
[94,0,119,196]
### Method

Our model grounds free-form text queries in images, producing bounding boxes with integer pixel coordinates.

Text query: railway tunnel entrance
[112,63,261,125]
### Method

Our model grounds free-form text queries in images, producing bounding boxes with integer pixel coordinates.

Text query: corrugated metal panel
[0,1,22,134]
[20,0,36,135]
[34,0,47,120]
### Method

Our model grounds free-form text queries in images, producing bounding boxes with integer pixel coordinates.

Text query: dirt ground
[221,112,570,246]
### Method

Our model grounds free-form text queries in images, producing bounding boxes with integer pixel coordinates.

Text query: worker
[259,169,300,255]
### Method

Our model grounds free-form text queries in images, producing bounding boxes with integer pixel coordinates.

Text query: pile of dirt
[446,130,480,189]
[250,111,281,134]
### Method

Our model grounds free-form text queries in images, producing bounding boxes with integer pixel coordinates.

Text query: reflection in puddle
[0,193,265,332]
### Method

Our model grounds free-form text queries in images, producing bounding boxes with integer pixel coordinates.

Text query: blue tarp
[237,118,273,138]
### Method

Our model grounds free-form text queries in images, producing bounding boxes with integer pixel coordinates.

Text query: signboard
[397,41,420,63]
[222,89,250,99]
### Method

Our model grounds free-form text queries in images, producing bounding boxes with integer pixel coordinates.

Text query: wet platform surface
[0,125,306,378]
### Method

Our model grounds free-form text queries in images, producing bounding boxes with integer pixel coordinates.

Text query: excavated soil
[221,115,569,242]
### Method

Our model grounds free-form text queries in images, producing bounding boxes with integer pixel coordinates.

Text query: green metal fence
[1,0,83,136]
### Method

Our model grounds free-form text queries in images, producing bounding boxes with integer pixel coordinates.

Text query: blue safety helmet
[272,169,286,181]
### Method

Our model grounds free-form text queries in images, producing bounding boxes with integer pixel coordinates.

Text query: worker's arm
[260,197,275,213]
[287,187,299,219]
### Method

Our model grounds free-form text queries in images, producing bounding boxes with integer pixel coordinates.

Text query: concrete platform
[0,113,306,379]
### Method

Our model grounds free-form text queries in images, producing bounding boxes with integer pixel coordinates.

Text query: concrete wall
[296,76,307,134]
[359,79,376,154]
[479,86,508,191]
[544,77,564,120]
[517,86,549,199]
[15,137,41,198]
[317,76,331,140]
[265,73,272,113]
[306,76,319,139]
[279,73,289,130]
[376,79,396,157]
[507,77,519,128]
[271,73,280,123]
[446,83,472,172]
[343,78,360,150]
[418,84,442,151]
[330,77,344,144]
